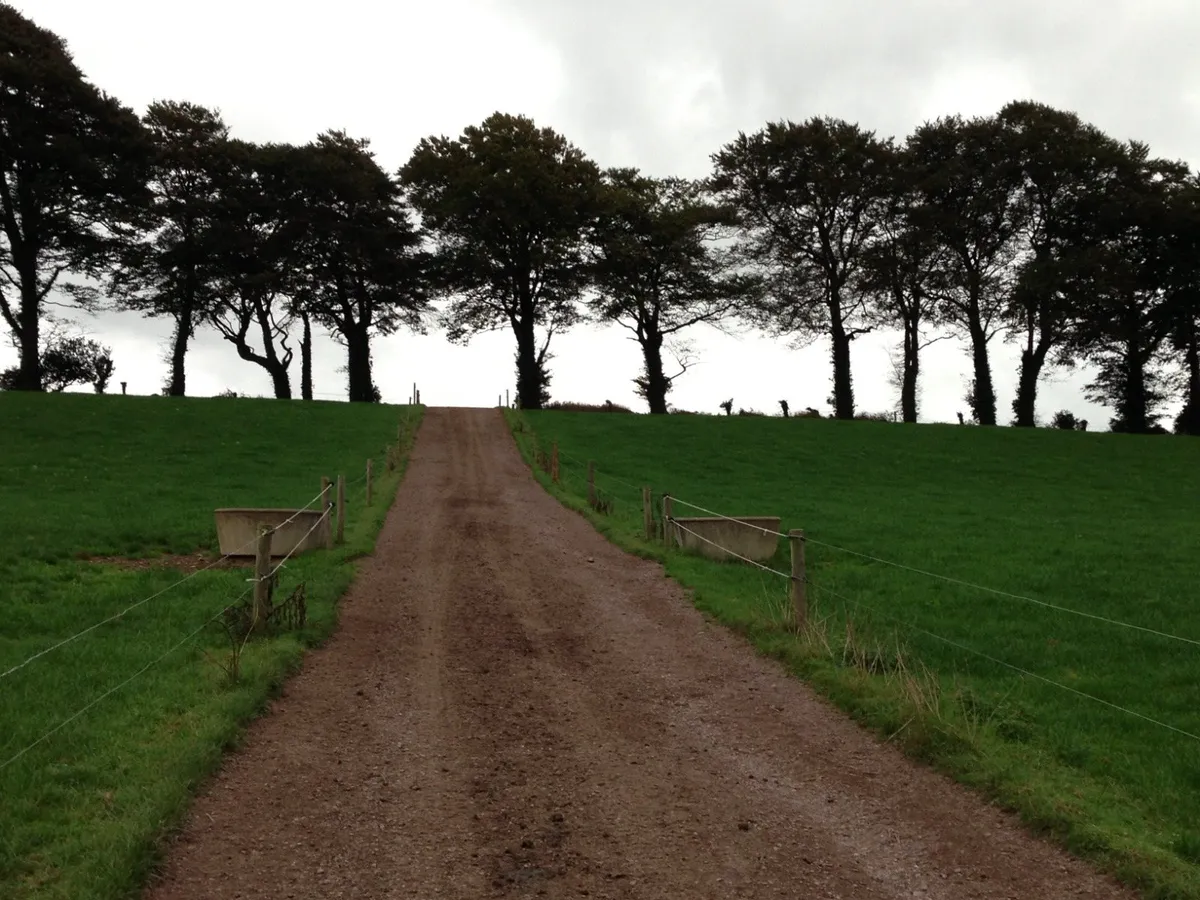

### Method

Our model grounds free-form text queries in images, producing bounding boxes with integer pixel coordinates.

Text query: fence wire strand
[0,595,246,773]
[801,534,1200,649]
[534,443,1200,745]
[667,494,1200,649]
[1,487,329,683]
[808,580,1200,745]
[668,518,793,581]
[668,497,790,537]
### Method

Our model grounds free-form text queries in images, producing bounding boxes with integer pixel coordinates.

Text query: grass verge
[507,407,1200,900]
[0,392,422,900]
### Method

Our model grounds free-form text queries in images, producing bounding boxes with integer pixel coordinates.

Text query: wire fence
[0,436,411,774]
[807,580,1200,745]
[665,494,1200,649]
[531,444,1200,748]
[0,591,253,773]
[0,488,329,683]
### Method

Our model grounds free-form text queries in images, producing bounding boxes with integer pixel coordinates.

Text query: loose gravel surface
[146,407,1134,899]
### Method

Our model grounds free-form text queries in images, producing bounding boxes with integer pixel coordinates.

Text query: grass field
[510,409,1200,899]
[0,392,420,900]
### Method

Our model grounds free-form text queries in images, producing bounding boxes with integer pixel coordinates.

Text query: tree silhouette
[296,132,431,403]
[997,101,1131,427]
[0,4,149,390]
[401,113,602,410]
[907,114,1024,426]
[109,101,228,396]
[711,118,892,420]
[590,170,759,414]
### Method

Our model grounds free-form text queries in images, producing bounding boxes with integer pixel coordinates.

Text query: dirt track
[147,408,1133,899]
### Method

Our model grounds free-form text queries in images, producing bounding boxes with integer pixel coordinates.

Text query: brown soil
[145,408,1134,899]
[81,552,248,574]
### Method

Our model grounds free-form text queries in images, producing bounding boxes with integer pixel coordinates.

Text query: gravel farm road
[145,407,1134,900]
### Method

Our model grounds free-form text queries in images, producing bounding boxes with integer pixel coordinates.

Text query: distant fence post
[587,461,596,507]
[789,529,807,631]
[320,477,333,549]
[551,443,560,483]
[336,475,346,545]
[662,494,673,548]
[253,524,273,631]
[642,487,653,539]
[366,458,373,506]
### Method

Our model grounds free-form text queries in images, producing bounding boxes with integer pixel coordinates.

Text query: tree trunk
[252,303,292,400]
[301,311,313,401]
[1121,347,1149,434]
[513,316,546,410]
[641,332,669,415]
[967,319,997,426]
[345,325,375,402]
[828,290,854,420]
[1012,339,1051,428]
[13,286,41,391]
[900,318,919,424]
[166,312,192,397]
[1178,320,1200,435]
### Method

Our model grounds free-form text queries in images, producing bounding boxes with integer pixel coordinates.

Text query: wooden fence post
[253,524,273,631]
[336,475,346,545]
[789,529,807,632]
[366,458,373,506]
[587,461,596,507]
[642,487,653,540]
[662,494,673,548]
[321,477,333,549]
[551,443,559,483]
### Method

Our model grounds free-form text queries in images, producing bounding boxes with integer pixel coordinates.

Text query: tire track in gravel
[145,407,1135,899]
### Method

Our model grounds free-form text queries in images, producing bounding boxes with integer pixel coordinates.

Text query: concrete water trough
[670,516,783,562]
[214,508,329,558]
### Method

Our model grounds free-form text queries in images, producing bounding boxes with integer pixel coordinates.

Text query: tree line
[3,4,1199,433]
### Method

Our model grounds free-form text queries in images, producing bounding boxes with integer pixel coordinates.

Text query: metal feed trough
[214,508,329,558]
[670,516,782,562]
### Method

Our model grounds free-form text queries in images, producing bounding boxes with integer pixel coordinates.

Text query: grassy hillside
[511,409,1200,899]
[0,392,420,900]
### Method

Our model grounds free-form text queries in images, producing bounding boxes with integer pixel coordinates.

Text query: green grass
[0,392,421,900]
[509,409,1200,899]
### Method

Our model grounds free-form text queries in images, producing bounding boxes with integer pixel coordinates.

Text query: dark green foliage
[590,170,759,414]
[108,101,229,397]
[0,332,113,393]
[709,118,893,420]
[1067,150,1191,434]
[997,102,1131,428]
[857,147,945,423]
[906,114,1025,427]
[294,132,432,402]
[0,4,149,391]
[1051,410,1078,430]
[205,139,308,399]
[545,400,634,413]
[401,113,602,409]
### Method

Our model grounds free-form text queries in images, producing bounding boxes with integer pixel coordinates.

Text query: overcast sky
[6,0,1200,422]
